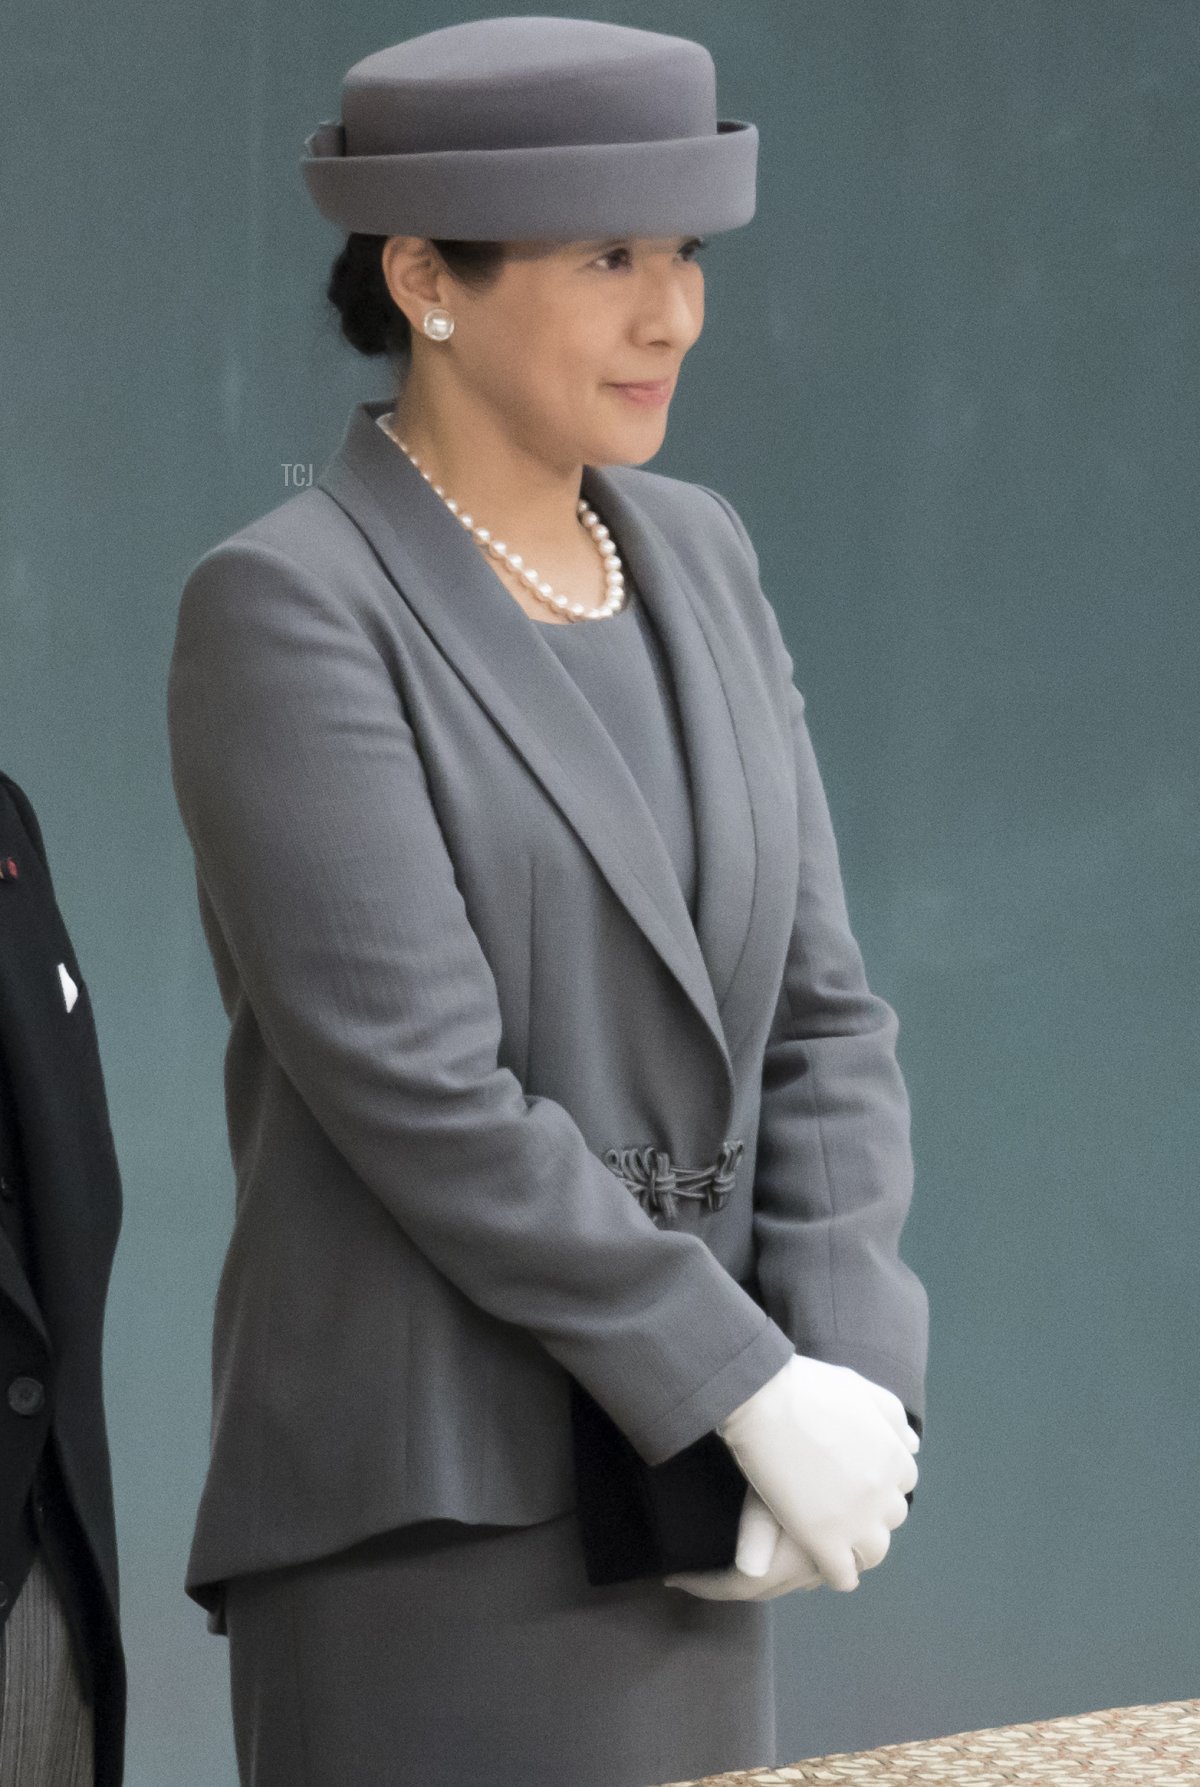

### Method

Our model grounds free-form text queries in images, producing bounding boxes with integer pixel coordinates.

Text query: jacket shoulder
[604,464,752,550]
[0,770,50,870]
[607,466,791,689]
[179,486,380,605]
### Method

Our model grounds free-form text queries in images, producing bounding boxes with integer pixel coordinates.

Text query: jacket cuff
[637,1319,796,1465]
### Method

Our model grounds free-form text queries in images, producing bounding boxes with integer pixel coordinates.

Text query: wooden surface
[655,1697,1200,1785]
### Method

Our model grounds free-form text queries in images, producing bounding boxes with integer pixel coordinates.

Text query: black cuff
[904,1408,922,1507]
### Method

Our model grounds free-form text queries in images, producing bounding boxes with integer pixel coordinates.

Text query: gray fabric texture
[224,1511,775,1787]
[166,394,929,1636]
[534,587,698,921]
[301,17,757,237]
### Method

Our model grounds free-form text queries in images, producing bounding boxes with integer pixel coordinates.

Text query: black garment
[0,1052,53,1625]
[0,772,126,1786]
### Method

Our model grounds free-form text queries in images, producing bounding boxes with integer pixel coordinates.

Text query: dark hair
[325,234,509,359]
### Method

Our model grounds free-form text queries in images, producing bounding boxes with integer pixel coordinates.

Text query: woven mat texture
[655,1697,1200,1786]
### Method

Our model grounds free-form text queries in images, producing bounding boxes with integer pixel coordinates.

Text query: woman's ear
[381,237,446,332]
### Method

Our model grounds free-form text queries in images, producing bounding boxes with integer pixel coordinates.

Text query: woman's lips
[608,379,673,407]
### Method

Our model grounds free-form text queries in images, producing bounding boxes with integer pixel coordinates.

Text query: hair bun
[326,234,396,357]
[322,235,508,362]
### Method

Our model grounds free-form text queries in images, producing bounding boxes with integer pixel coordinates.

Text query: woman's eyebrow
[585,235,692,249]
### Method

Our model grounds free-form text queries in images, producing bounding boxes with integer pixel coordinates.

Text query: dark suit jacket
[167,395,929,1634]
[0,771,125,1787]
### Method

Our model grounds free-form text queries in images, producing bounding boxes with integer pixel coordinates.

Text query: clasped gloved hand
[664,1355,919,1601]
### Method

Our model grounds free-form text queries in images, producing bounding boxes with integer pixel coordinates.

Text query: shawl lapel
[316,398,791,1110]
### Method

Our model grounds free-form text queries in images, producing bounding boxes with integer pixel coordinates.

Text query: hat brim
[301,120,758,239]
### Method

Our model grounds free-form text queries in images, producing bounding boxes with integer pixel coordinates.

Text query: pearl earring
[422,307,455,341]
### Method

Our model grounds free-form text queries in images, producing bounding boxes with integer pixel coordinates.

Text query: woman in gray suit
[166,18,927,1787]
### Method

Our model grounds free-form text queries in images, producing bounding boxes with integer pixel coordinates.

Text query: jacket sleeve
[166,537,796,1467]
[698,488,929,1462]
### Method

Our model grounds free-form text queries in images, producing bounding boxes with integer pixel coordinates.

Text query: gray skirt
[224,1510,777,1787]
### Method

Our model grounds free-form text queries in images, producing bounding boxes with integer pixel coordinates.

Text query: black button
[8,1376,45,1416]
[0,1173,12,1201]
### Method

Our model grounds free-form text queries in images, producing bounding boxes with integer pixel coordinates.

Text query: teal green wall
[2,5,1196,1781]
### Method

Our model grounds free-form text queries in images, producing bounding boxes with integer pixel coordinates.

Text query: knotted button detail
[602,1138,744,1224]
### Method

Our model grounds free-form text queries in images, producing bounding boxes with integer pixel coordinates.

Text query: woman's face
[394,234,706,471]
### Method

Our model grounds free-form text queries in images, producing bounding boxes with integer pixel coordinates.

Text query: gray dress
[222,581,776,1787]
[534,585,698,924]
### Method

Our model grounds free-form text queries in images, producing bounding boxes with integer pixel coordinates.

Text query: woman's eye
[594,239,707,270]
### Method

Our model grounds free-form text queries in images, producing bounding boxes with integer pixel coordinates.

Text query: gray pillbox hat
[301,15,758,240]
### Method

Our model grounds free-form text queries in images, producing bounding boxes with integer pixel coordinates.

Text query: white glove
[712,1354,919,1593]
[665,1484,823,1600]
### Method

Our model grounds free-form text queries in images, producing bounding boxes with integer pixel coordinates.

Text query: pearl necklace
[378,412,627,622]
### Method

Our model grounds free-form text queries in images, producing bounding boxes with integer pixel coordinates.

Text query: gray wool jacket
[166,395,929,1633]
